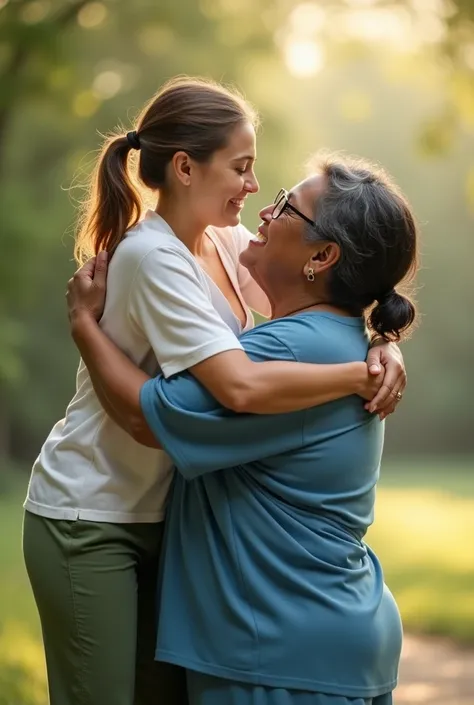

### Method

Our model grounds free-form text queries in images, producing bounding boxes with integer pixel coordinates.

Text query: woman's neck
[271,288,350,320]
[155,194,207,256]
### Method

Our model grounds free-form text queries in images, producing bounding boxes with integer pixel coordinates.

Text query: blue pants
[186,671,393,705]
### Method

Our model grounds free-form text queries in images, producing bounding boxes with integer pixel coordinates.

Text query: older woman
[67,153,418,705]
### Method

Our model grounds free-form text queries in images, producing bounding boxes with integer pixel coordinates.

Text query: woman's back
[141,312,403,697]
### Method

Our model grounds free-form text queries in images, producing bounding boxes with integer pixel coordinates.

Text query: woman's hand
[357,367,386,407]
[66,252,108,327]
[364,340,406,420]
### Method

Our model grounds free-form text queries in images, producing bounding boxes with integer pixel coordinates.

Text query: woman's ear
[171,151,192,186]
[303,242,340,278]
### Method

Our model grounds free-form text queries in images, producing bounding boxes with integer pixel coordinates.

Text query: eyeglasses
[272,188,315,227]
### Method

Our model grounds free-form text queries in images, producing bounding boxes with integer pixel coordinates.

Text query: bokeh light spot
[73,90,99,117]
[20,0,50,24]
[138,25,174,57]
[78,2,108,29]
[284,39,324,77]
[93,70,123,100]
[289,3,325,37]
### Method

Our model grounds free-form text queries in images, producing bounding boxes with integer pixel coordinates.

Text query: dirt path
[396,634,474,704]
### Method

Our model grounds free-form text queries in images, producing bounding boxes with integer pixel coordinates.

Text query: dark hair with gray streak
[306,153,419,342]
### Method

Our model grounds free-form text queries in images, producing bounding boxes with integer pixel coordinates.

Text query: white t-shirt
[24,211,270,523]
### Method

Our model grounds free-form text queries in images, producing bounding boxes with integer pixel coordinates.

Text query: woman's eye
[235,166,247,175]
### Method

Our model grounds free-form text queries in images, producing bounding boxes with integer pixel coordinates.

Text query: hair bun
[376,288,396,304]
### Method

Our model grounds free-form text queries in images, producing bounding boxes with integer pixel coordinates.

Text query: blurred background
[0,0,473,702]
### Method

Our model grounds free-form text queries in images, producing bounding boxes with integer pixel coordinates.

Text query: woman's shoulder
[242,313,368,364]
[113,215,196,270]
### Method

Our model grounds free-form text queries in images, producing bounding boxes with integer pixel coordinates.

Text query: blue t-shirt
[140,312,402,697]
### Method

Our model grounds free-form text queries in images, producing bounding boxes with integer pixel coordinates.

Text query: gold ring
[395,391,403,400]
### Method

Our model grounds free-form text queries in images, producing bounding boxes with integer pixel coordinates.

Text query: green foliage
[0,0,472,461]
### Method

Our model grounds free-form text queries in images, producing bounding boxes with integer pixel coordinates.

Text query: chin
[226,212,241,226]
[239,245,255,269]
[210,213,241,229]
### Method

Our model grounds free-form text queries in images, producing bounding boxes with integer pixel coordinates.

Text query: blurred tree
[0,0,89,461]
[0,0,472,466]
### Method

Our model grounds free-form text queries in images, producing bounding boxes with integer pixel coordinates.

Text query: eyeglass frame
[272,188,315,227]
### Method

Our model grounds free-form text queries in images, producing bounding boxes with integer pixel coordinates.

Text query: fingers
[379,376,407,418]
[76,256,97,279]
[379,405,395,421]
[369,359,405,409]
[365,368,407,412]
[365,377,406,419]
[366,384,393,412]
[364,342,407,418]
[92,251,108,286]
[71,253,107,284]
[366,346,383,376]
[377,378,406,415]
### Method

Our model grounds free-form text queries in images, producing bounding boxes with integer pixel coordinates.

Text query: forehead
[290,174,326,209]
[219,121,256,160]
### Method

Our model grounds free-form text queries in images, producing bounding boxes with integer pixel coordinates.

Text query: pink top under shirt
[206,224,271,325]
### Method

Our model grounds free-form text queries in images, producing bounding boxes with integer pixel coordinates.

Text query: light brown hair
[75,77,258,263]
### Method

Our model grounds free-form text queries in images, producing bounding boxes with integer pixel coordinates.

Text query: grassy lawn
[0,475,46,704]
[367,457,474,644]
[0,457,473,702]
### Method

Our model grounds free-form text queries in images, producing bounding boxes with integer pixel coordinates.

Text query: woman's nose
[258,203,274,221]
[244,171,259,194]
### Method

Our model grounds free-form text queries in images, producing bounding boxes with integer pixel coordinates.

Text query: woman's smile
[229,197,245,210]
[250,223,268,246]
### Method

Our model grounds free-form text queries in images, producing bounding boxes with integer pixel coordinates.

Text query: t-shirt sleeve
[139,327,305,479]
[128,245,243,378]
[233,225,271,318]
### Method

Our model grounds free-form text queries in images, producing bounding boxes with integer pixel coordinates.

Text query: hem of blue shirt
[155,650,397,697]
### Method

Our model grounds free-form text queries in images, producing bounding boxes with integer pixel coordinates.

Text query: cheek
[263,225,308,277]
[223,171,243,196]
[201,171,241,205]
[265,223,289,256]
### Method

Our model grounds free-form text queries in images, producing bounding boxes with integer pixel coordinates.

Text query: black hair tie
[126,130,141,150]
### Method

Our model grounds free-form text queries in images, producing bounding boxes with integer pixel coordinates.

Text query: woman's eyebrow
[231,155,256,162]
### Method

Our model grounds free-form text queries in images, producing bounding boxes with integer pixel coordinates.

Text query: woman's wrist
[70,309,99,341]
[350,361,370,396]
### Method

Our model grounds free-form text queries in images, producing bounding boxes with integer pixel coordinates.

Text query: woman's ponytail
[74,134,142,264]
[368,289,417,342]
[74,77,258,264]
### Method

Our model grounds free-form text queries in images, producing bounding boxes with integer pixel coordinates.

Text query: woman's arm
[232,225,405,417]
[67,254,402,443]
[71,311,159,447]
[70,308,375,445]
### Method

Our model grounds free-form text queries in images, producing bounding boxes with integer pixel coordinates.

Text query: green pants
[23,511,188,705]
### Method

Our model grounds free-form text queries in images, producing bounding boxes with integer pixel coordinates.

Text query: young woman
[24,77,405,705]
[68,153,418,705]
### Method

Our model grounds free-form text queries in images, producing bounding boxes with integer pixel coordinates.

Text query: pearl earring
[307,268,315,282]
